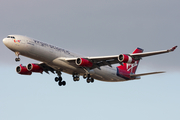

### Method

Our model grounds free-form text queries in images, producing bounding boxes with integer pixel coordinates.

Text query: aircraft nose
[3,37,16,51]
[3,38,10,47]
[3,38,7,45]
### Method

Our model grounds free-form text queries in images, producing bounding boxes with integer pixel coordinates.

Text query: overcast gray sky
[0,0,180,120]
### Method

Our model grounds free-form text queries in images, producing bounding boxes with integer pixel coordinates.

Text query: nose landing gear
[15,58,20,62]
[15,52,20,62]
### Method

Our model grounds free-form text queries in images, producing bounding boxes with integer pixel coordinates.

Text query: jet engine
[16,64,32,75]
[118,54,135,63]
[76,58,93,67]
[27,63,43,73]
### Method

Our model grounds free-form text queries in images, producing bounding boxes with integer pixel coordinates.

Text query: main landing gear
[54,71,95,86]
[73,73,80,82]
[83,74,94,83]
[15,52,20,62]
[55,71,66,86]
[72,73,94,83]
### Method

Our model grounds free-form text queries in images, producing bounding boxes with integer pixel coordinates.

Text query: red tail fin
[117,48,143,79]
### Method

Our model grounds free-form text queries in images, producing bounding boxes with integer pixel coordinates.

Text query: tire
[73,77,77,81]
[87,79,91,83]
[91,78,94,83]
[83,74,87,79]
[58,81,62,86]
[55,77,59,82]
[62,81,66,86]
[15,58,20,62]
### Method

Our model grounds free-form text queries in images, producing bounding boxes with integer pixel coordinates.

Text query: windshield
[7,36,15,39]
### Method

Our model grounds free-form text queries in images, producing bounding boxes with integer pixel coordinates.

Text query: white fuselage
[3,35,126,82]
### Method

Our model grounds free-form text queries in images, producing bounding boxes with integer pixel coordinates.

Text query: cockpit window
[7,36,15,39]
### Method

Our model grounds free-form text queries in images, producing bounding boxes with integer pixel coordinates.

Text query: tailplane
[130,71,165,77]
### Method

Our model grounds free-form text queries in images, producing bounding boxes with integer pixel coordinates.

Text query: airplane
[3,35,177,86]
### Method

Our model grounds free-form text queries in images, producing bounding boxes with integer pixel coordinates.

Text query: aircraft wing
[129,46,177,59]
[60,46,177,69]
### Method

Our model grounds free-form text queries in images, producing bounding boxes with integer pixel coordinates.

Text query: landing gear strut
[15,52,20,62]
[55,71,66,86]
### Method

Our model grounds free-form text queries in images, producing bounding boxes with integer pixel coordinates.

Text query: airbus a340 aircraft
[3,35,177,86]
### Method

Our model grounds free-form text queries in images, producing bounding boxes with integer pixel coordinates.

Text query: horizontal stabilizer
[130,71,165,77]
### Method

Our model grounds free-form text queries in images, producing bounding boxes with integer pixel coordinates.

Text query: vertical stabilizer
[128,47,144,74]
[117,48,143,79]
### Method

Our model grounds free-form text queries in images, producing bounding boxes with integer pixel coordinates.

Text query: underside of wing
[38,62,55,74]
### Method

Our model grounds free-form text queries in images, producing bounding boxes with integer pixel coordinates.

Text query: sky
[0,0,180,120]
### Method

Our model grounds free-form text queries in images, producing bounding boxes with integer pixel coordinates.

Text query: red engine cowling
[16,64,32,75]
[76,58,93,67]
[27,63,43,73]
[118,54,135,63]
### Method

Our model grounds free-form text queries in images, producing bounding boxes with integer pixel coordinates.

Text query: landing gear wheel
[91,78,94,83]
[62,81,66,86]
[58,81,62,86]
[15,58,20,62]
[58,81,66,86]
[55,77,62,82]
[83,74,87,79]
[73,77,77,81]
[73,77,80,81]
[87,79,91,83]
[55,77,59,82]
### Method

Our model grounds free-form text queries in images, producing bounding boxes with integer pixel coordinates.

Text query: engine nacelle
[27,63,43,73]
[16,64,32,75]
[118,54,135,63]
[76,58,93,67]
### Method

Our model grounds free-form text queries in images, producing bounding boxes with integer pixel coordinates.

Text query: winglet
[169,46,177,52]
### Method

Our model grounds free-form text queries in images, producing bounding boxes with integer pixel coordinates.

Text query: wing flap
[38,62,55,74]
